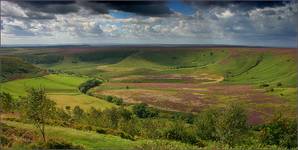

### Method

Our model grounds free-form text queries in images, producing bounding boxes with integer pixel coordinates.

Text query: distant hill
[0,57,45,82]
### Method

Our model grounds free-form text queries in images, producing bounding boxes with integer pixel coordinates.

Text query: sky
[1,0,297,47]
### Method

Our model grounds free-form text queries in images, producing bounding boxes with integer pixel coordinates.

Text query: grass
[0,73,116,110]
[0,74,90,97]
[34,49,297,88]
[4,121,138,150]
[48,93,115,110]
[4,121,200,150]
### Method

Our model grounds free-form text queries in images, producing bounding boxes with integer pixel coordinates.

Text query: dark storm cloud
[184,0,290,10]
[102,1,173,17]
[12,1,79,14]
[11,1,173,17]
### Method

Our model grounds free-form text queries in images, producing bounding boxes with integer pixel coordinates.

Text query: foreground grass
[4,121,202,150]
[4,121,138,150]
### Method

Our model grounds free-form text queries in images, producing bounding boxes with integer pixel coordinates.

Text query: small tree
[102,107,120,128]
[73,106,85,121]
[216,103,248,146]
[0,92,13,111]
[24,88,56,142]
[0,92,14,121]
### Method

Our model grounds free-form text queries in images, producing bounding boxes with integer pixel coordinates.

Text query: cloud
[215,10,234,18]
[1,0,297,47]
[13,1,79,15]
[10,1,173,17]
[103,1,173,17]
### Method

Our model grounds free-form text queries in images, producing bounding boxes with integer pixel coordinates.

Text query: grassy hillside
[48,93,115,110]
[5,121,137,149]
[24,48,296,87]
[0,74,89,96]
[0,74,116,110]
[0,56,44,82]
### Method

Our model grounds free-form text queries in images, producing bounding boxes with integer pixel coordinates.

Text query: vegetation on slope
[0,57,43,82]
[19,54,64,64]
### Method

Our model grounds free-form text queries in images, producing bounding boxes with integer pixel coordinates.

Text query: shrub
[96,128,107,134]
[0,92,14,112]
[260,83,270,87]
[277,82,282,87]
[104,95,123,105]
[31,138,84,149]
[165,123,198,145]
[260,115,297,148]
[118,107,133,120]
[118,119,140,137]
[134,140,199,150]
[0,135,10,146]
[79,79,102,93]
[195,109,218,140]
[117,131,135,140]
[215,103,248,146]
[73,106,85,121]
[132,103,159,118]
[101,108,120,128]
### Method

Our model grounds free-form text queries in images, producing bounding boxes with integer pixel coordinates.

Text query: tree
[102,107,120,128]
[73,106,84,121]
[0,92,14,121]
[215,103,248,146]
[0,92,14,112]
[24,88,56,142]
[87,107,102,126]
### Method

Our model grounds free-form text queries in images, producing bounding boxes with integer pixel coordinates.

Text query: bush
[96,128,107,134]
[132,103,159,118]
[0,135,10,146]
[0,92,14,112]
[277,82,282,87]
[165,123,198,145]
[215,103,248,146]
[101,108,120,128]
[79,79,102,93]
[260,83,270,87]
[31,138,84,149]
[73,106,85,121]
[117,131,135,140]
[260,115,297,148]
[195,109,218,140]
[104,95,123,105]
[134,140,199,150]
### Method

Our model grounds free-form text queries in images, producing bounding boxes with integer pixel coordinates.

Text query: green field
[0,74,89,96]
[0,74,116,110]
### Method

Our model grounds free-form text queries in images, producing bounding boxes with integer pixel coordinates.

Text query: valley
[0,46,297,149]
